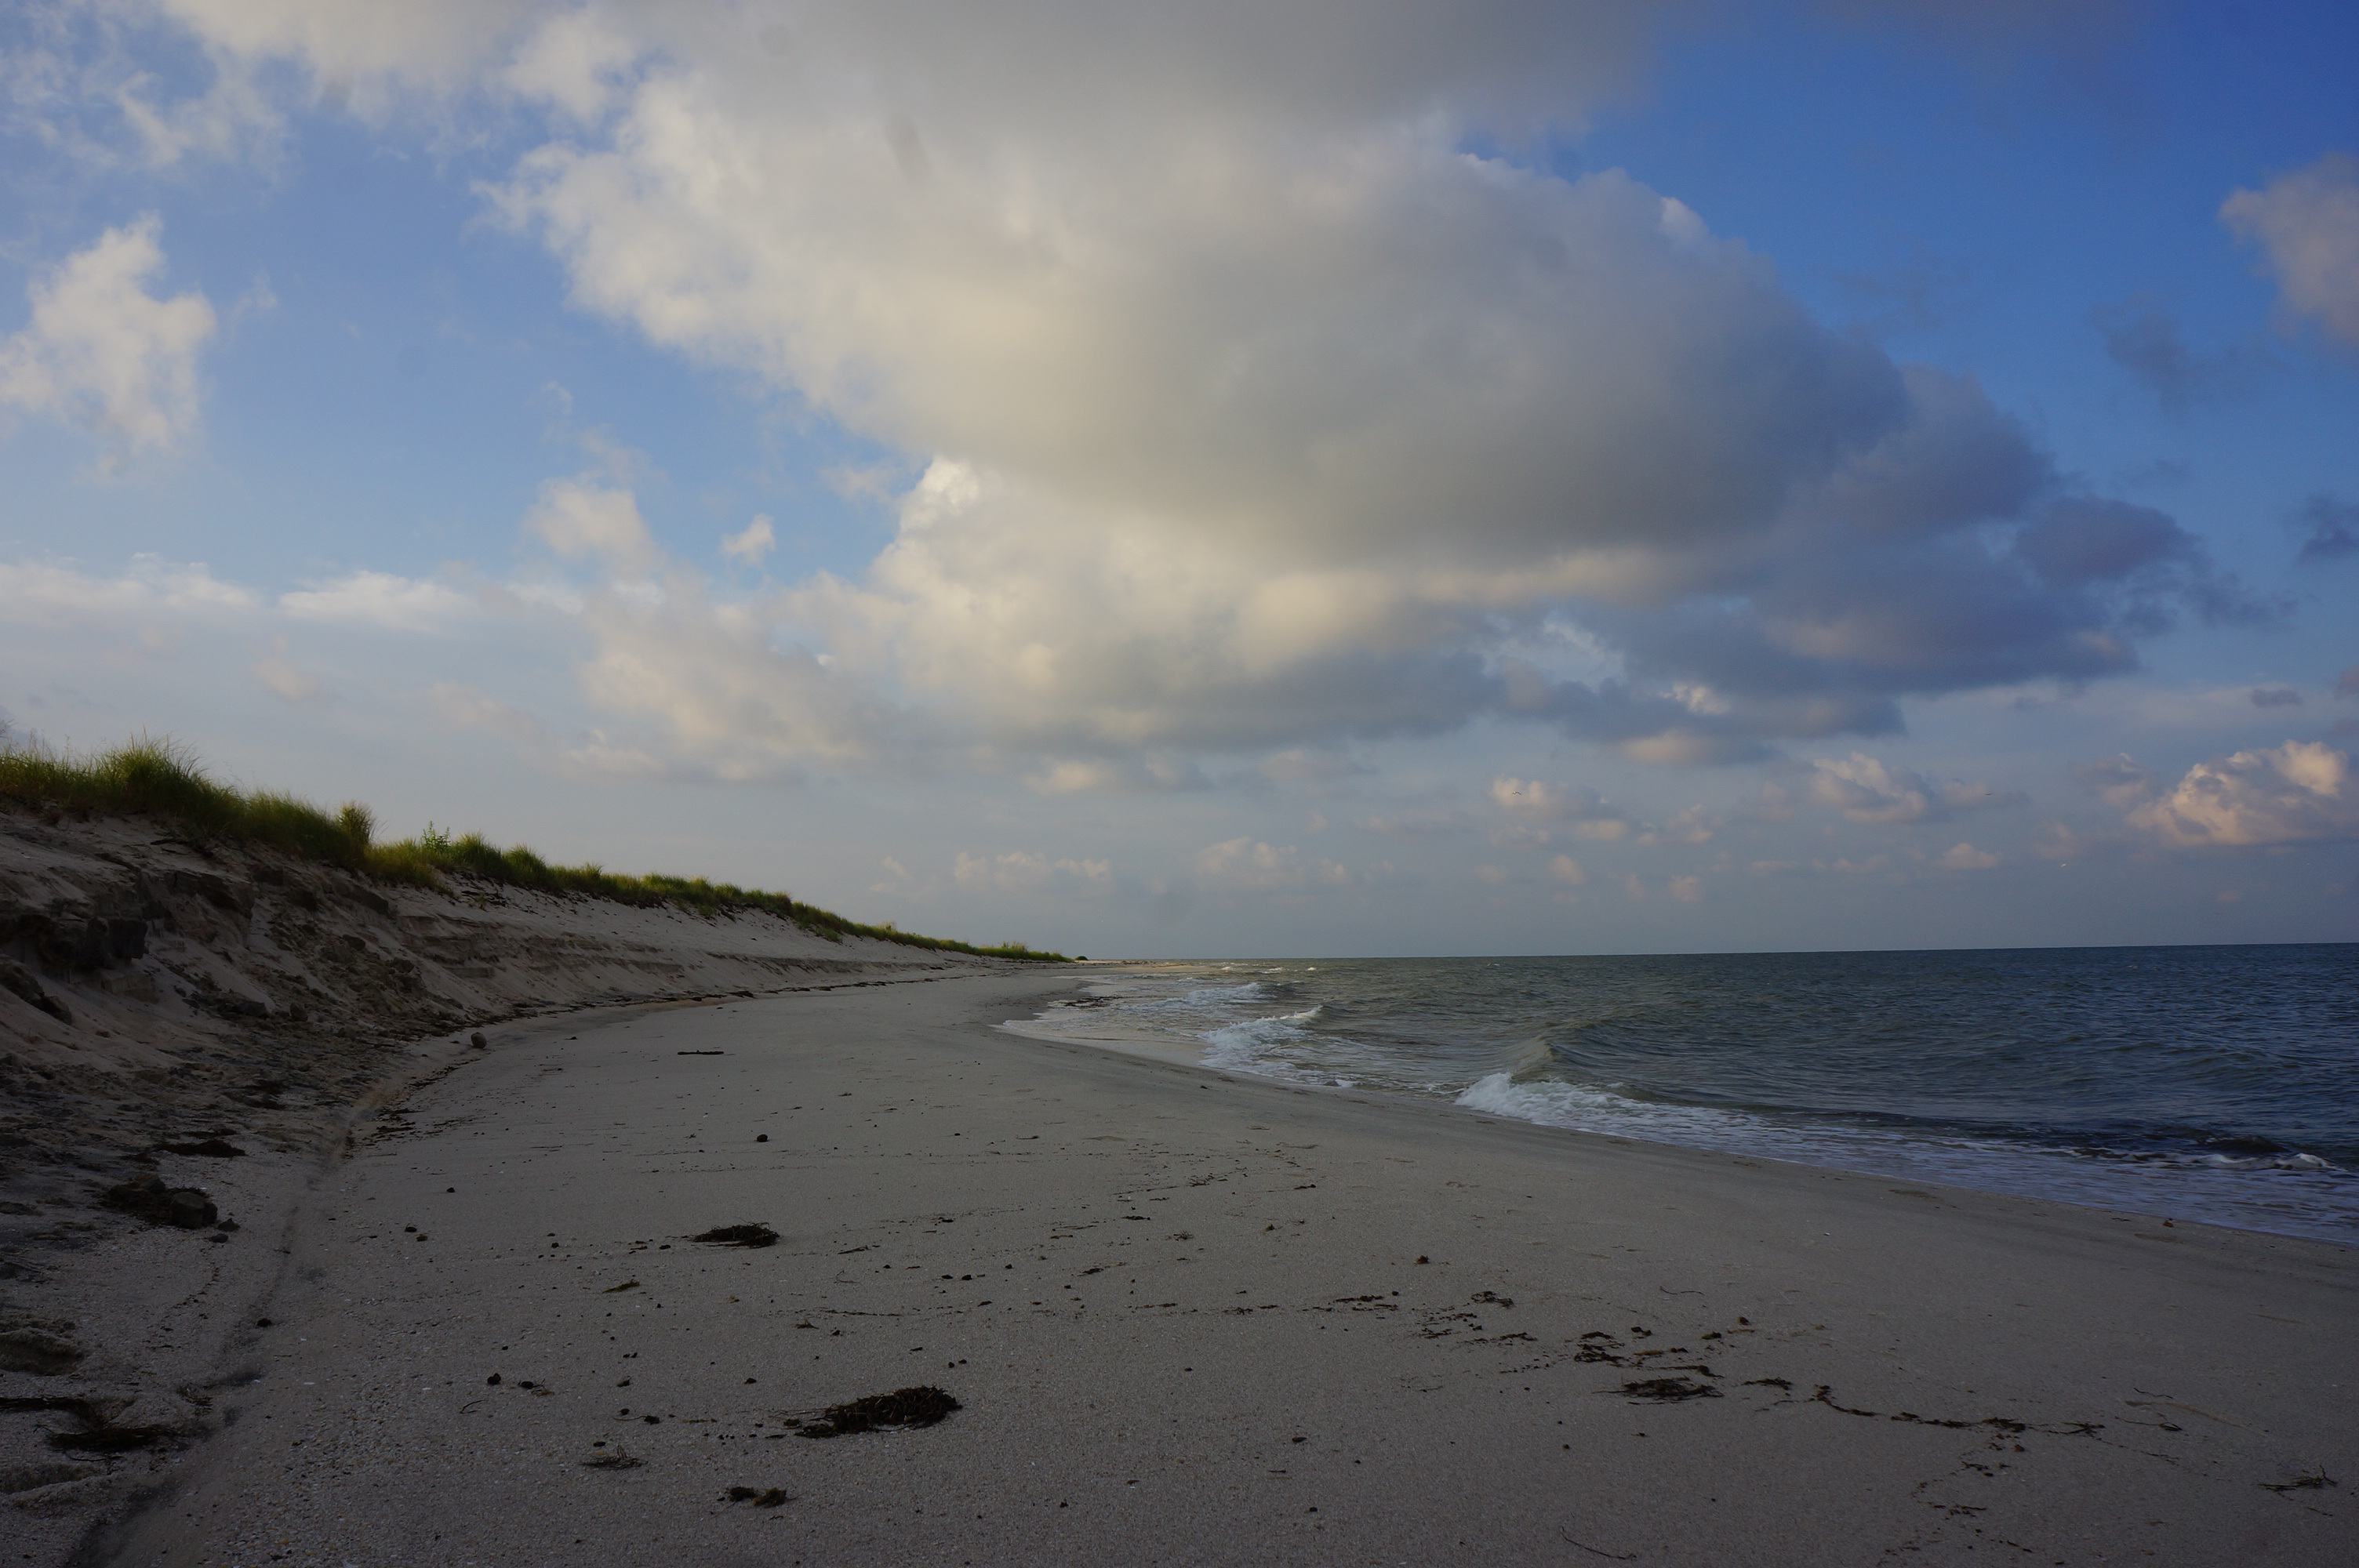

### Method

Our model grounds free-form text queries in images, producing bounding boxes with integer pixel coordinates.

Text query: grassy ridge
[0,736,1066,962]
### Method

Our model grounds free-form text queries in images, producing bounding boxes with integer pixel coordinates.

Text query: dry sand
[0,806,1001,1563]
[66,972,2357,1567]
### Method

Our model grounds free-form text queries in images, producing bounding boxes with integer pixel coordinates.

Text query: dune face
[0,806,994,1560]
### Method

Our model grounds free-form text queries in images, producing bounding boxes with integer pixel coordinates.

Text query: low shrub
[0,733,1067,961]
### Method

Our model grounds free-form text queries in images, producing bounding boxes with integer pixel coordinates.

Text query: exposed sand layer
[71,974,2358,1568]
[0,807,1003,1562]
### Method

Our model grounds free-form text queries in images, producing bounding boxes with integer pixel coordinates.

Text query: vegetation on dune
[0,733,1067,962]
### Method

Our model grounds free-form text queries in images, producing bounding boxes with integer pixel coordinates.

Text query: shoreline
[1001,955,2359,1249]
[80,973,2355,1566]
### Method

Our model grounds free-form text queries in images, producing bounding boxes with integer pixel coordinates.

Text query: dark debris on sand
[689,1223,779,1248]
[158,1138,246,1157]
[788,1385,961,1438]
[99,1174,217,1229]
[1619,1377,1722,1403]
[0,1395,184,1452]
[724,1486,790,1505]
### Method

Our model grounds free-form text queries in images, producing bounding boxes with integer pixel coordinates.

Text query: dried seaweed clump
[791,1385,961,1438]
[1619,1377,1721,1403]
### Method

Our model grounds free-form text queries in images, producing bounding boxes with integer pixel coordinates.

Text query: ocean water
[1002,945,2359,1246]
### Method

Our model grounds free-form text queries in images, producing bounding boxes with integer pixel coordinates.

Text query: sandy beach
[70,971,2355,1567]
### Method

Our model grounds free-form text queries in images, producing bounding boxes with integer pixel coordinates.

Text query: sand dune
[0,806,999,1563]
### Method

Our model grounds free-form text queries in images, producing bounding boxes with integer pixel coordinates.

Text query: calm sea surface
[1003,945,2359,1245]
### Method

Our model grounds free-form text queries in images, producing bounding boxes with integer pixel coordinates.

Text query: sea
[1001,944,2359,1246]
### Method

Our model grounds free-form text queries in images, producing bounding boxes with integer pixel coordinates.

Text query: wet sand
[104,972,2355,1566]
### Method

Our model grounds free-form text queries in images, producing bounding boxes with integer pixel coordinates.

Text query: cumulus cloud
[2223,152,2359,348]
[0,217,216,453]
[0,554,256,625]
[280,571,478,632]
[525,477,656,572]
[2127,740,2359,848]
[1490,777,1633,839]
[2070,753,2154,809]
[952,850,1114,895]
[1027,757,1208,794]
[1807,752,2021,824]
[720,516,776,568]
[1193,838,1351,893]
[94,1,2268,778]
[152,0,542,99]
[1548,853,1587,887]
[1935,842,2000,870]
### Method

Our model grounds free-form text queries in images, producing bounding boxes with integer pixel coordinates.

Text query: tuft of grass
[0,734,373,870]
[0,733,1067,961]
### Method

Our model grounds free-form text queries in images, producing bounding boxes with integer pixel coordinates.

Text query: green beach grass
[0,735,1066,962]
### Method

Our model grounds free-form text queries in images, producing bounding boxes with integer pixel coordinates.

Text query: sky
[1,0,2355,960]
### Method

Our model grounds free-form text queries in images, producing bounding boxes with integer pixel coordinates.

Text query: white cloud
[721,516,776,568]
[1807,752,2019,824]
[1193,837,1351,893]
[1667,873,1702,902]
[2127,741,2359,848]
[502,6,638,123]
[1490,776,1633,839]
[1655,804,1718,844]
[1548,853,1587,886]
[447,6,2225,764]
[2223,153,2359,347]
[88,1,2258,778]
[525,477,656,572]
[280,571,478,632]
[0,554,256,625]
[1935,842,2000,870]
[154,0,541,98]
[0,218,216,453]
[1025,757,1208,793]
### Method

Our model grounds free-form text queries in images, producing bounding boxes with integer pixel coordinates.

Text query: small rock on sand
[99,1175,217,1229]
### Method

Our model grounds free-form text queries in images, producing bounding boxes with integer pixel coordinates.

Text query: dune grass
[0,734,1067,962]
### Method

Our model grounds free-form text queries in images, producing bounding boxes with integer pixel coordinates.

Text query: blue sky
[2,1,2355,957]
